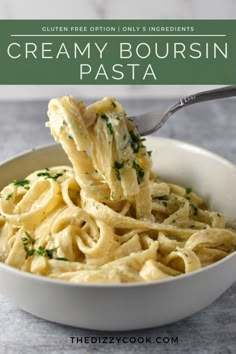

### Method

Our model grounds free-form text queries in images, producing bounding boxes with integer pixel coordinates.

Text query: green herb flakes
[46,247,58,259]
[22,232,35,256]
[101,114,114,135]
[185,187,192,195]
[25,231,35,245]
[101,113,109,121]
[114,160,124,181]
[36,246,46,257]
[152,195,168,201]
[55,257,69,261]
[28,249,36,256]
[35,246,59,259]
[6,193,13,201]
[132,160,145,184]
[114,160,125,170]
[129,131,144,153]
[37,172,63,180]
[13,179,30,187]
[107,122,114,135]
[190,203,198,216]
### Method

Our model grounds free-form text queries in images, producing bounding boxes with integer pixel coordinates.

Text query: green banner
[0,20,235,84]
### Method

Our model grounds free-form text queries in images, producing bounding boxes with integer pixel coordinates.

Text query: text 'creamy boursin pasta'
[0,97,236,283]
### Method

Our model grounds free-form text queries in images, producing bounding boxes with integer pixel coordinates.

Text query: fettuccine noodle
[0,96,235,283]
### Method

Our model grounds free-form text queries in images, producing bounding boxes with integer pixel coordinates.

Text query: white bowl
[0,137,236,331]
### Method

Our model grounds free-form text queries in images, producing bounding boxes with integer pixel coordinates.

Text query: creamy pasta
[0,96,235,283]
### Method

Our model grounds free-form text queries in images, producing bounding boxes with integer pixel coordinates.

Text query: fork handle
[173,85,236,113]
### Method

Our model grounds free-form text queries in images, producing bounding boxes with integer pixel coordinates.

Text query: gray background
[0,98,235,353]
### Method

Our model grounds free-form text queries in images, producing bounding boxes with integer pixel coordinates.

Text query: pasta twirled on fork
[0,96,235,283]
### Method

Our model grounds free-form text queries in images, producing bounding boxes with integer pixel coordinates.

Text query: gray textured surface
[0,99,235,354]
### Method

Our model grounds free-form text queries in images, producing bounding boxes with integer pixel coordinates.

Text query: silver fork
[130,86,236,136]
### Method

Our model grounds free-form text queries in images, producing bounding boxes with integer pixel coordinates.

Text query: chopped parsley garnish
[114,160,124,181]
[24,186,30,190]
[35,246,58,258]
[101,113,109,121]
[6,193,13,201]
[129,131,144,153]
[52,173,63,180]
[162,201,168,207]
[152,195,168,201]
[35,246,46,257]
[147,151,152,157]
[101,114,114,135]
[68,135,74,140]
[107,123,114,135]
[28,249,36,256]
[132,160,145,184]
[114,160,125,170]
[22,232,36,256]
[37,172,63,180]
[13,179,30,187]
[21,238,28,249]
[25,231,35,245]
[185,187,192,195]
[21,236,68,261]
[190,203,198,216]
[62,120,67,125]
[37,172,50,178]
[111,100,117,108]
[55,257,69,261]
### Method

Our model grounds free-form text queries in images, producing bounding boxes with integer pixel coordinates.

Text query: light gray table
[0,99,235,354]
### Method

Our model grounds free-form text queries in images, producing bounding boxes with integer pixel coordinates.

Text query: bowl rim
[0,137,236,289]
[1,136,236,172]
[0,251,235,289]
